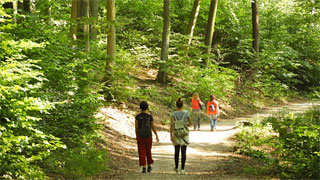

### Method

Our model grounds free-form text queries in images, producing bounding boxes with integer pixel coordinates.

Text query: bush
[43,147,109,179]
[235,106,320,179]
[266,106,320,179]
[0,9,108,179]
[0,39,65,179]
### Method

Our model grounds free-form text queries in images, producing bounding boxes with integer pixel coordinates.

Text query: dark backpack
[138,116,152,139]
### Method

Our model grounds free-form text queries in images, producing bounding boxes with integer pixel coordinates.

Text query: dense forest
[0,0,319,179]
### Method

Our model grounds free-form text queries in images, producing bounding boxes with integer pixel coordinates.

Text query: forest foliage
[0,0,319,179]
[236,106,320,179]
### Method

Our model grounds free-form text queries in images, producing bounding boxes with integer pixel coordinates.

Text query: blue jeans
[209,114,218,130]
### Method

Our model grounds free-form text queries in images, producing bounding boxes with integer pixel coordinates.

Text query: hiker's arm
[170,117,174,142]
[187,116,192,127]
[135,119,138,139]
[151,121,159,142]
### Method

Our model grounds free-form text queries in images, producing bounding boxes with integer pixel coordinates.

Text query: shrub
[235,106,320,179]
[0,39,65,179]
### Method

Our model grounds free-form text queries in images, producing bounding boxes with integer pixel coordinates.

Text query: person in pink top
[191,93,203,130]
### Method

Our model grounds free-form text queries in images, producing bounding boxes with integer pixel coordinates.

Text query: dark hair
[176,98,183,108]
[140,101,148,110]
[210,94,215,101]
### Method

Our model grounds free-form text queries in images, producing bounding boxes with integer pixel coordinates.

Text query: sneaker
[141,168,146,173]
[173,167,178,173]
[147,166,152,172]
[180,169,185,175]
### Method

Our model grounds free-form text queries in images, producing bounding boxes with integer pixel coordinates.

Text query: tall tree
[186,0,201,45]
[70,0,78,40]
[12,0,18,23]
[251,0,259,58]
[106,0,115,59]
[23,0,30,13]
[46,0,52,25]
[156,0,170,83]
[90,0,99,40]
[204,0,218,66]
[104,0,115,96]
[79,0,90,52]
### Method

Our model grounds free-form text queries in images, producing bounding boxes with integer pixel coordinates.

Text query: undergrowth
[235,106,320,179]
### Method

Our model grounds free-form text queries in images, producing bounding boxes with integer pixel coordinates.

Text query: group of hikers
[135,93,220,174]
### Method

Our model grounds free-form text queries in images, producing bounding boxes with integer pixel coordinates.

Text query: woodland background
[0,0,319,179]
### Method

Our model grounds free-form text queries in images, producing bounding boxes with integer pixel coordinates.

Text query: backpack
[138,115,152,139]
[209,102,216,112]
[173,112,189,138]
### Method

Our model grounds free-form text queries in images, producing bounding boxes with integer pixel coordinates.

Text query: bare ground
[95,102,318,180]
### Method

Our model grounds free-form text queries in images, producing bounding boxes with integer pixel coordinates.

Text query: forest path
[103,102,318,180]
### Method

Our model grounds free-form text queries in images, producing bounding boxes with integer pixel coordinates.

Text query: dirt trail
[100,102,318,180]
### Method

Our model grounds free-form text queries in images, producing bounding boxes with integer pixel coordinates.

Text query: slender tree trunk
[204,0,218,66]
[104,0,115,90]
[12,0,18,23]
[90,0,99,40]
[187,0,201,45]
[156,0,170,83]
[311,0,315,28]
[70,0,78,40]
[243,0,259,83]
[23,0,31,13]
[18,1,23,10]
[251,0,259,58]
[79,0,90,52]
[46,0,52,25]
[106,0,115,59]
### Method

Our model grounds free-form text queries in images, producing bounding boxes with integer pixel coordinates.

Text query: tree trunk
[187,0,201,45]
[204,0,218,66]
[79,0,90,52]
[90,0,99,40]
[104,0,115,93]
[13,0,18,23]
[23,0,31,13]
[156,0,170,83]
[106,0,115,59]
[70,0,78,40]
[251,0,259,58]
[46,0,52,25]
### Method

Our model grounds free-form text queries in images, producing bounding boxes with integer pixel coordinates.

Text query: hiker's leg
[210,115,214,130]
[146,136,154,165]
[174,145,180,169]
[198,113,201,129]
[137,137,147,166]
[213,115,218,129]
[181,146,187,170]
[192,110,197,130]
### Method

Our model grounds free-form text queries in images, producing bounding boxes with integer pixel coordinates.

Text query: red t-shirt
[207,100,218,115]
[191,99,201,110]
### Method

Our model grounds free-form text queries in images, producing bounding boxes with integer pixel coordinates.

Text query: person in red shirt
[191,93,203,131]
[206,95,219,131]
